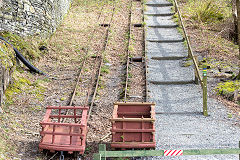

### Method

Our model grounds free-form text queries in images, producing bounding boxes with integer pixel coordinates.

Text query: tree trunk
[233,0,238,43]
[235,0,240,79]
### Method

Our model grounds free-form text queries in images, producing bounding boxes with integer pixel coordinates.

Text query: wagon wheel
[73,152,81,160]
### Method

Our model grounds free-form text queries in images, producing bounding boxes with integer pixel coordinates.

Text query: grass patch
[184,0,231,23]
[5,72,47,104]
[101,65,110,74]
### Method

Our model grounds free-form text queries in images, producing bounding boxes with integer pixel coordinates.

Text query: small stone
[24,4,30,12]
[105,63,112,66]
[129,95,142,98]
[214,73,232,79]
[46,12,52,19]
[222,66,233,74]
[29,6,35,13]
[209,69,219,74]
[4,14,13,20]
[22,0,30,4]
[17,0,23,4]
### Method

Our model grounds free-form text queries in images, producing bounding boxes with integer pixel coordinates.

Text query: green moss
[60,97,66,101]
[0,31,47,61]
[215,81,240,100]
[4,72,47,104]
[183,60,193,67]
[228,113,232,118]
[101,65,110,74]
[0,42,16,69]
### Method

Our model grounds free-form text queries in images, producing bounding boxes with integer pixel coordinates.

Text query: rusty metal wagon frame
[39,106,89,154]
[111,102,156,149]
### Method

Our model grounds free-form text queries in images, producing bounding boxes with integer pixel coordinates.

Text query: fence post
[203,64,208,116]
[174,1,177,13]
[187,36,192,58]
[99,144,106,160]
[93,153,101,160]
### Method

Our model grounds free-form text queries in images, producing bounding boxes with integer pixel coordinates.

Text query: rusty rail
[142,0,148,102]
[87,4,116,120]
[124,0,148,102]
[124,0,133,101]
[62,3,106,124]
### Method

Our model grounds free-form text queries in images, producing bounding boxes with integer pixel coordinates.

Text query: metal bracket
[60,151,64,160]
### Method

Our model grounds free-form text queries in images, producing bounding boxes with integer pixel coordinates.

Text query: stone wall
[0,0,72,37]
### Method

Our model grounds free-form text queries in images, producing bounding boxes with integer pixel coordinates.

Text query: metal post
[60,151,64,160]
[203,64,208,116]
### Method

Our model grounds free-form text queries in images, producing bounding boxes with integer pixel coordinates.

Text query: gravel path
[145,0,240,159]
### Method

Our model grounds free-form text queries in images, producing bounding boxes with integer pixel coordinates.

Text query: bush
[185,0,231,23]
[215,81,240,100]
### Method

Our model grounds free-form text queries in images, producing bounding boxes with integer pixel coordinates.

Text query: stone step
[145,0,173,7]
[148,83,202,113]
[148,24,178,28]
[146,28,184,42]
[146,41,188,59]
[145,6,174,16]
[146,16,178,28]
[146,59,195,84]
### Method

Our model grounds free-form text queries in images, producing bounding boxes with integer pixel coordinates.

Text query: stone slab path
[145,0,240,159]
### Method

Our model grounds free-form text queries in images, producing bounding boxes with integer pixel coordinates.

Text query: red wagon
[39,106,89,154]
[111,102,156,149]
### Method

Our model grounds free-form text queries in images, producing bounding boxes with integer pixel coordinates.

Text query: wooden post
[187,36,192,58]
[194,55,199,84]
[203,64,208,116]
[174,1,177,13]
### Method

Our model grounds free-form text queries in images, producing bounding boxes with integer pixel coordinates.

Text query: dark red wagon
[39,106,89,154]
[111,102,156,149]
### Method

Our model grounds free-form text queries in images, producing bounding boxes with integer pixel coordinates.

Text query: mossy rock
[0,31,47,61]
[182,60,193,67]
[215,81,240,100]
[0,41,16,69]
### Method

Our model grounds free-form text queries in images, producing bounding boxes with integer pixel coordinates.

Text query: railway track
[44,1,117,160]
[42,0,146,159]
[123,0,146,102]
